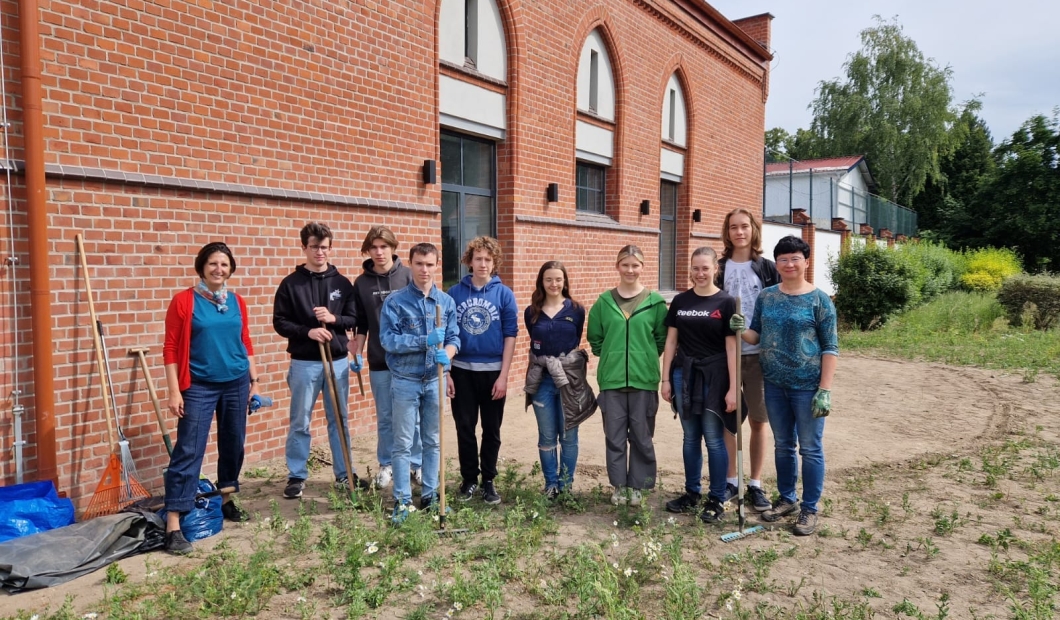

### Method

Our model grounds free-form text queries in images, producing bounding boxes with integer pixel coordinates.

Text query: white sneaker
[412,468,423,485]
[375,465,393,489]
[611,486,628,505]
[629,489,643,507]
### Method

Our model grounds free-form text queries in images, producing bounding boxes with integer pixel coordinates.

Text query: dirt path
[7,354,1060,617]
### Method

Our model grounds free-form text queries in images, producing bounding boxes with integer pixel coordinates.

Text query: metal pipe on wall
[18,0,58,487]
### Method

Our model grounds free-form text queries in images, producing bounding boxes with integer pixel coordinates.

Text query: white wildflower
[612,520,618,526]
[146,571,158,578]
[726,599,734,612]
[623,567,637,577]
[733,589,742,601]
[667,516,677,526]
[433,514,440,522]
[418,570,423,576]
[231,592,237,599]
[408,505,417,512]
[366,541,378,554]
[454,602,463,611]
[612,562,619,569]
[297,596,306,603]
[82,615,97,620]
[30,616,39,620]
[531,510,539,519]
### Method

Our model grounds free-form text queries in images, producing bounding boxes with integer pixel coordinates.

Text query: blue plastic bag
[157,479,223,542]
[0,481,76,543]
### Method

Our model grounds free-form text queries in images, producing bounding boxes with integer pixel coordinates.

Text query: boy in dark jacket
[351,226,420,489]
[273,222,365,499]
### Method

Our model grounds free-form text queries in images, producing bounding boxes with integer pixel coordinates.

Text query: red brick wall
[0,0,769,508]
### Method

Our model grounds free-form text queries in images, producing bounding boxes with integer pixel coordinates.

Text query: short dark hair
[194,242,236,278]
[773,235,811,259]
[409,242,440,262]
[300,222,333,247]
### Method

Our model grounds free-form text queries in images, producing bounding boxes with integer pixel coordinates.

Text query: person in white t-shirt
[716,208,780,513]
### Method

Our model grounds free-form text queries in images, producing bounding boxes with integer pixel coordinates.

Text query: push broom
[77,234,150,519]
[721,296,765,543]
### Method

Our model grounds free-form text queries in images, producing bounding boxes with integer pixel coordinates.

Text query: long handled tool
[129,347,173,456]
[77,234,149,519]
[721,296,765,543]
[97,320,143,491]
[319,339,357,501]
[434,305,466,535]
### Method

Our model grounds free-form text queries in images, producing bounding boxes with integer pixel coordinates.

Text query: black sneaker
[220,500,249,523]
[720,483,739,504]
[164,530,192,555]
[335,475,372,492]
[745,485,772,513]
[481,480,501,505]
[283,478,305,499]
[419,494,437,511]
[699,497,725,524]
[458,480,478,502]
[544,486,560,501]
[761,498,800,522]
[665,491,702,514]
[793,509,818,536]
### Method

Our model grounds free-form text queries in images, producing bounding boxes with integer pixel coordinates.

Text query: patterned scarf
[195,279,229,313]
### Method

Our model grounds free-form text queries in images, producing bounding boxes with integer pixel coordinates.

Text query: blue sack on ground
[0,481,76,543]
[157,479,223,542]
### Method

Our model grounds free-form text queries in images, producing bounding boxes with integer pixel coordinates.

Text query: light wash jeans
[284,357,356,481]
[391,374,441,505]
[672,369,729,501]
[371,369,421,470]
[764,381,825,513]
[531,374,579,491]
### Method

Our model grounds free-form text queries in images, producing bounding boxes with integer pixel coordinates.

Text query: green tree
[809,16,956,207]
[913,99,995,239]
[972,112,1060,271]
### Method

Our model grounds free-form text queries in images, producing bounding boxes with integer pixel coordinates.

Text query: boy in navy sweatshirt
[447,236,518,505]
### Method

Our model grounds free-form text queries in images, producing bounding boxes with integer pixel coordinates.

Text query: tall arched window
[574,29,615,214]
[659,73,688,290]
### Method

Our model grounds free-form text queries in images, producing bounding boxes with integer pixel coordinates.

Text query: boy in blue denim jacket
[379,243,460,523]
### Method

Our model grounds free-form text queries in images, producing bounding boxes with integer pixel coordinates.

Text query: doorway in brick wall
[441,131,496,289]
[659,180,678,291]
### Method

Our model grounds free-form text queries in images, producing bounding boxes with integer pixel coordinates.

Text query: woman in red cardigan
[162,242,260,554]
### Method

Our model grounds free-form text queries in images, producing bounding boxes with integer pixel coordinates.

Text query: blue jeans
[285,357,355,481]
[531,374,579,491]
[672,369,729,501]
[371,369,421,470]
[164,374,249,512]
[391,374,441,505]
[764,381,825,513]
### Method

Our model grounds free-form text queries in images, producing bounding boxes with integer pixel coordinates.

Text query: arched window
[659,73,688,290]
[575,29,616,213]
[439,0,506,80]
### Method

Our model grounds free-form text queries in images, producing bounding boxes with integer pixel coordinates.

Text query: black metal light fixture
[640,200,651,215]
[423,160,437,184]
[547,183,559,203]
[692,209,702,222]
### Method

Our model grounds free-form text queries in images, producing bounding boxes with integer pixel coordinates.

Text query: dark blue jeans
[764,381,825,513]
[164,374,249,513]
[672,369,729,501]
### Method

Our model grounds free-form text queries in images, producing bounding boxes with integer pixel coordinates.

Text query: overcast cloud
[708,0,1060,143]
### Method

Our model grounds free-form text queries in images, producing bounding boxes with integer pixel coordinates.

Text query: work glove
[434,347,451,369]
[729,313,746,332]
[350,354,363,373]
[426,327,446,346]
[812,388,831,418]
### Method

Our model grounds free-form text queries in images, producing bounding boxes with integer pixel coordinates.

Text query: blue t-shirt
[750,286,838,391]
[524,299,584,357]
[190,293,250,383]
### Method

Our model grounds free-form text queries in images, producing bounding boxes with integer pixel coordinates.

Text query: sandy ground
[6,354,1060,617]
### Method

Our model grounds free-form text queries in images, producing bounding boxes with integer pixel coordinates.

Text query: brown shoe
[792,509,818,536]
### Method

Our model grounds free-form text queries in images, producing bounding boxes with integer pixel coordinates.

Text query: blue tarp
[0,481,75,543]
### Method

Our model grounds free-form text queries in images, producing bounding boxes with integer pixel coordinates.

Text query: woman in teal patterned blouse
[730,235,837,537]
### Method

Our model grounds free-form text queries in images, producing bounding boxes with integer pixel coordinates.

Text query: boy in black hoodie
[273,222,365,499]
[351,226,418,489]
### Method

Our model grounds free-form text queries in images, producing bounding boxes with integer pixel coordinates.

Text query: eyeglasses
[308,244,332,253]
[776,257,806,265]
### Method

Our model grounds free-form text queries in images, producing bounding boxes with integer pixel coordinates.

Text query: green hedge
[996,273,1060,330]
[830,243,919,329]
[959,247,1021,292]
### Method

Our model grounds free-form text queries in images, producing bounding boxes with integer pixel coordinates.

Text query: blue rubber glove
[729,313,746,332]
[434,347,450,369]
[426,327,446,346]
[350,354,363,373]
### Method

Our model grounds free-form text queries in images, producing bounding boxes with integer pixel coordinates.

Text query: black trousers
[450,366,505,483]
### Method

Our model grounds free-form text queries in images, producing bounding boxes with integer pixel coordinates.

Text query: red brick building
[0,0,771,508]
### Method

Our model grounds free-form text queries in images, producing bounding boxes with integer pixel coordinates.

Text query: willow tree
[810,16,955,207]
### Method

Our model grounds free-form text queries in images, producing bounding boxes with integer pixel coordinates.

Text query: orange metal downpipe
[18,0,58,487]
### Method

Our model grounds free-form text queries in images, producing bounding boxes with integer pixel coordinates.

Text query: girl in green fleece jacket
[587,245,668,506]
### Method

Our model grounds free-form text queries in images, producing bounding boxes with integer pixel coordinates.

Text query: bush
[996,273,1060,330]
[896,241,962,301]
[959,248,1021,292]
[831,243,919,329]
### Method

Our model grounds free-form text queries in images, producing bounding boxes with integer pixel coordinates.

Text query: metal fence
[764,173,917,238]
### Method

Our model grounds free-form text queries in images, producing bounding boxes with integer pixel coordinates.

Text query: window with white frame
[439,0,506,80]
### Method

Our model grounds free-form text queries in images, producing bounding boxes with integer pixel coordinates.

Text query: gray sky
[709,0,1060,143]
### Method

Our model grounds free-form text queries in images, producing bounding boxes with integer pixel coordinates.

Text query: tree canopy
[808,16,956,207]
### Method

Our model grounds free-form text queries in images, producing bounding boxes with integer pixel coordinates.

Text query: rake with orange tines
[77,234,150,519]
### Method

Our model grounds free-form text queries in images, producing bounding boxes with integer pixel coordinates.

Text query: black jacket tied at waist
[524,349,598,431]
[673,352,746,435]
